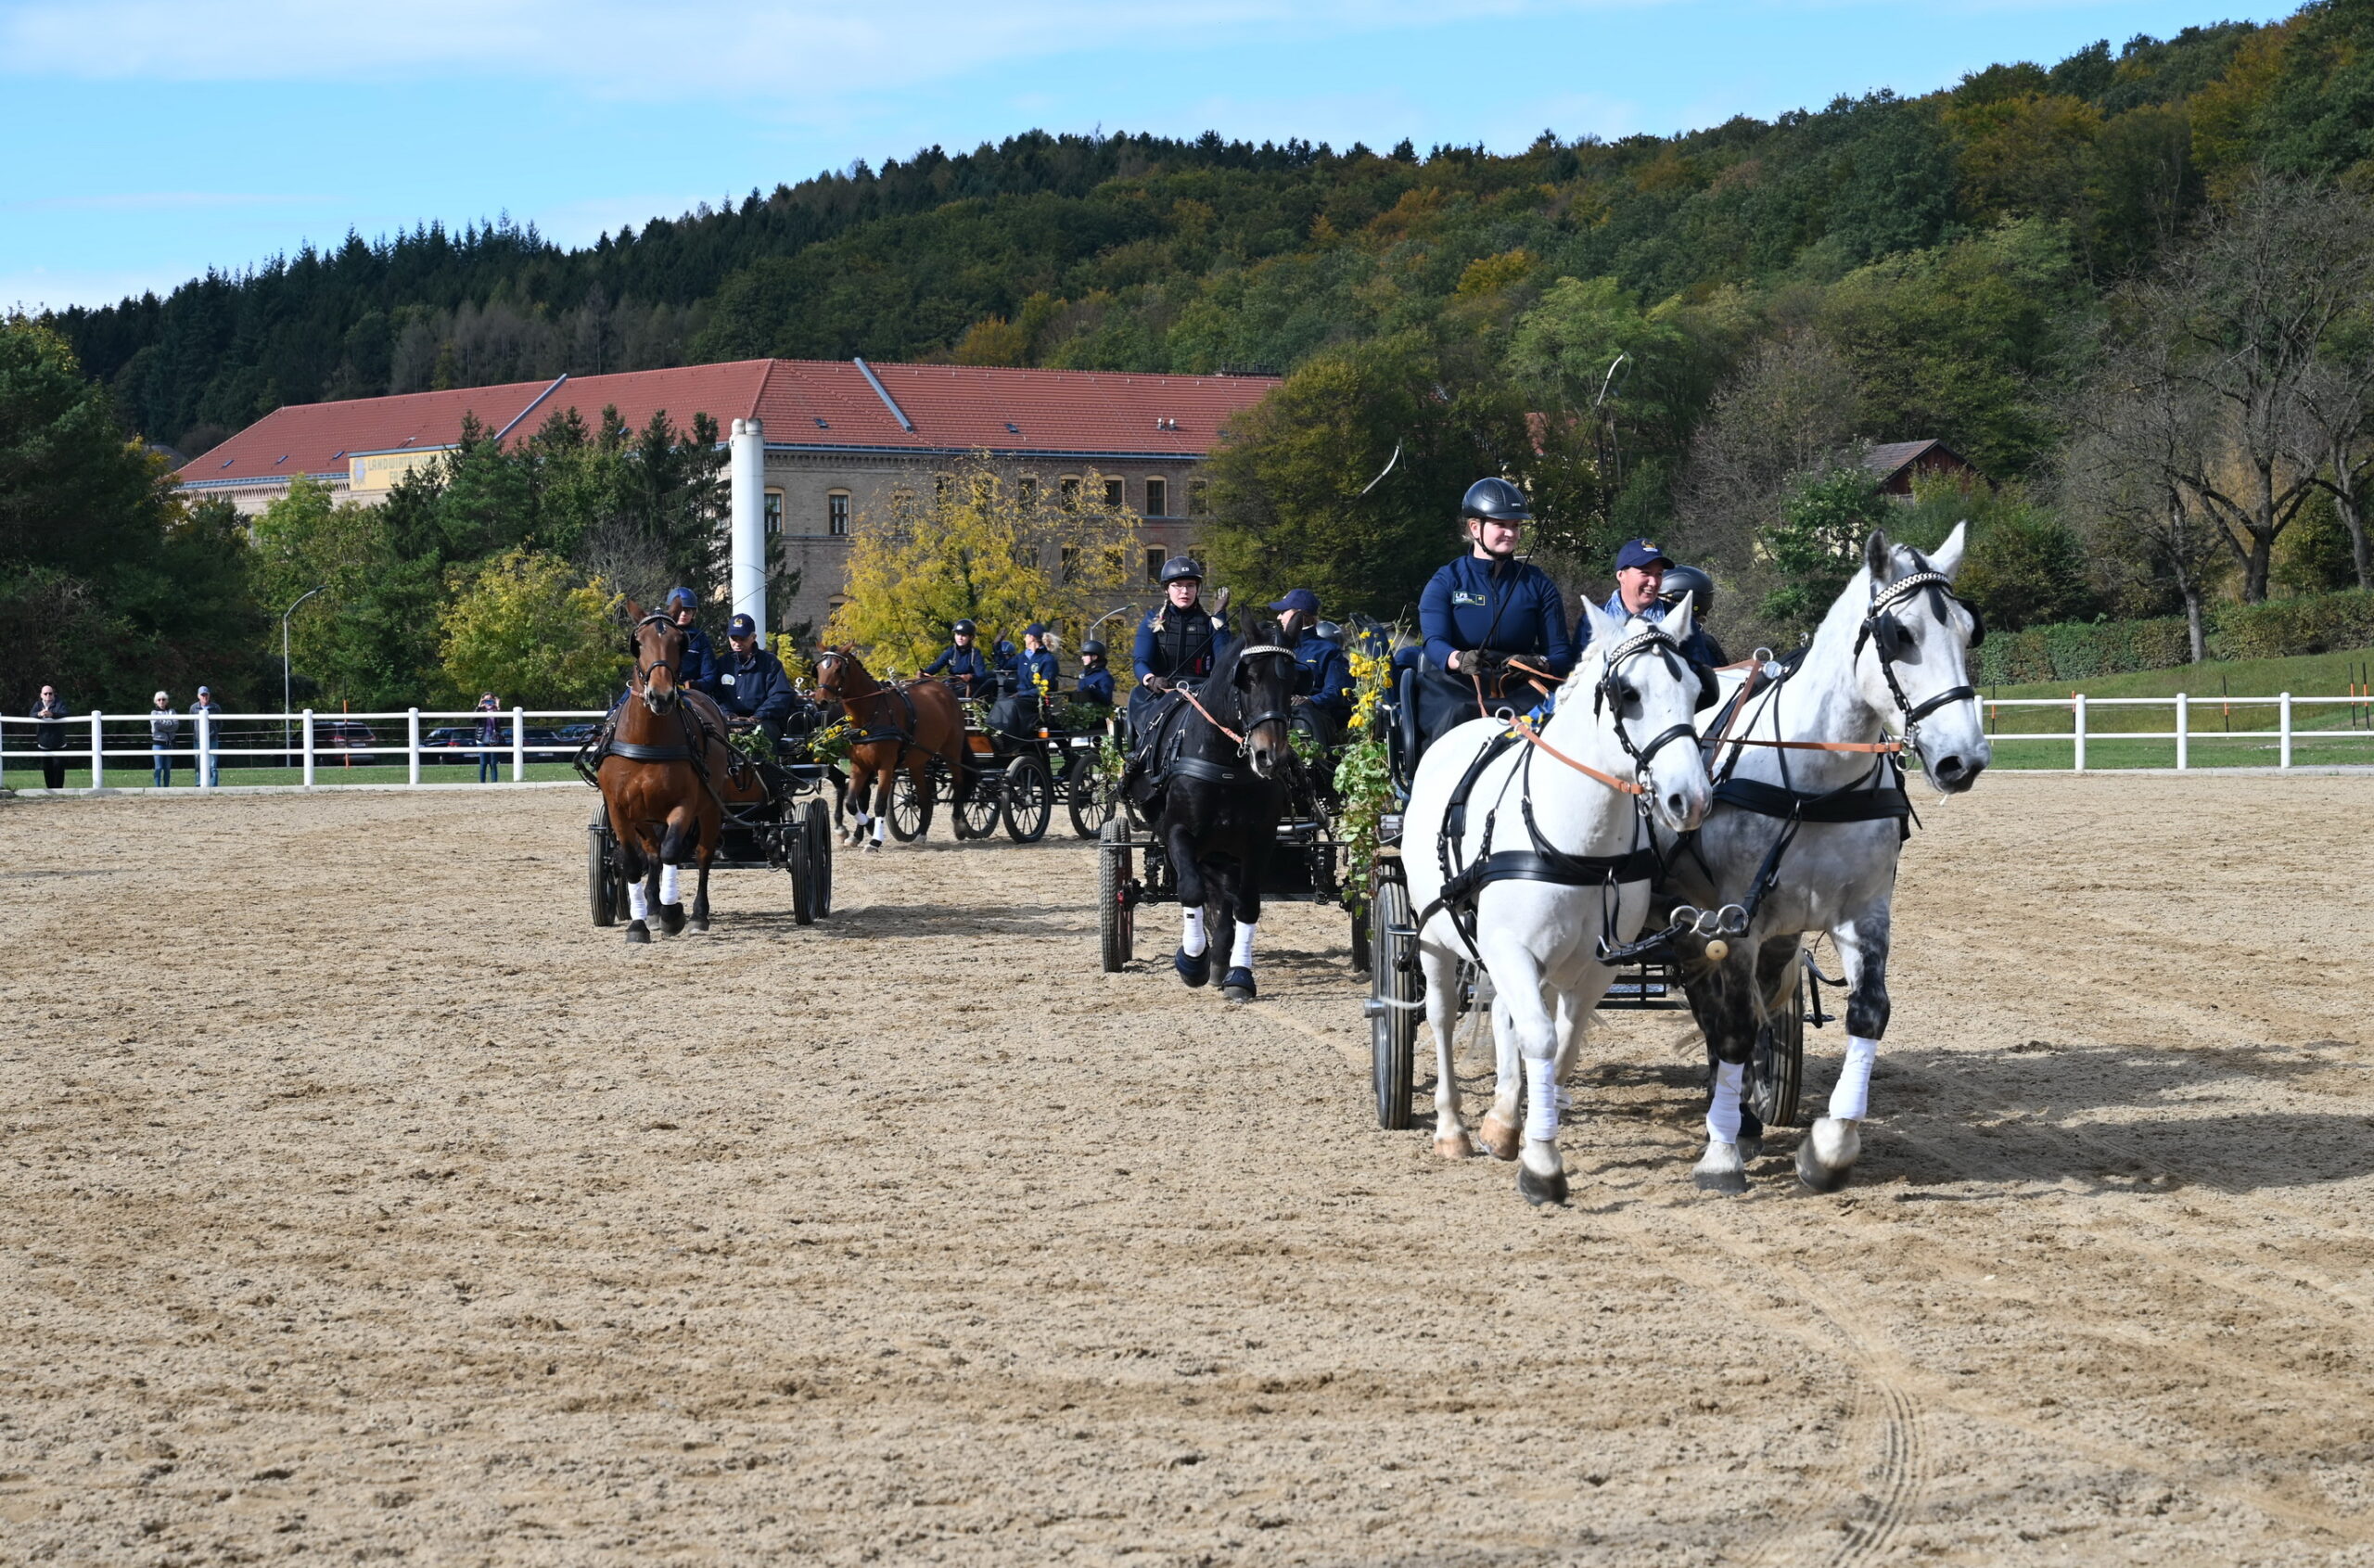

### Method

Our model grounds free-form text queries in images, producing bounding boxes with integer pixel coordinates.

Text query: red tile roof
[178,359,1282,489]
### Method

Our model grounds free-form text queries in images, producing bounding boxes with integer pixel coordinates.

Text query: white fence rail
[0,708,608,789]
[1981,694,2373,771]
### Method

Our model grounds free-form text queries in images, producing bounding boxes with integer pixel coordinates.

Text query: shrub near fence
[1976,589,2374,685]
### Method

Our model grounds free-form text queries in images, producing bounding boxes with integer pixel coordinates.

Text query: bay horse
[595,608,764,942]
[1656,524,1988,1192]
[1145,610,1299,1002]
[1400,596,1713,1205]
[815,647,968,850]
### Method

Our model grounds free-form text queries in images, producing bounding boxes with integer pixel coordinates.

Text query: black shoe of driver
[1174,947,1210,988]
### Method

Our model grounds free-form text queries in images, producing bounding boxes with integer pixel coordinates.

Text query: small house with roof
[1861,439,1983,498]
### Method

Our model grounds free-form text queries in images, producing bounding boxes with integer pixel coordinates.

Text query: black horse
[1143,613,1300,1001]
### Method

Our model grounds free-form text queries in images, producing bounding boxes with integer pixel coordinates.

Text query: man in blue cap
[1270,588,1352,733]
[924,619,992,699]
[709,612,794,743]
[1600,539,1728,668]
[663,587,719,694]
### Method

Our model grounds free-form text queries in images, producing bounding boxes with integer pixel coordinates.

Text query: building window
[1017,475,1037,509]
[1145,547,1166,583]
[1187,478,1209,517]
[935,472,953,505]
[827,491,850,536]
[1060,476,1080,510]
[1144,477,1168,517]
[1104,477,1125,510]
[763,489,783,537]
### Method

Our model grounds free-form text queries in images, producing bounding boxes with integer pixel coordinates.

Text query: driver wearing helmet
[1074,639,1116,708]
[1602,541,1729,668]
[662,586,721,694]
[1129,555,1232,726]
[924,618,993,700]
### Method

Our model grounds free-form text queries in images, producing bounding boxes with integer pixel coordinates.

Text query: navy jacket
[677,626,719,693]
[1076,666,1116,708]
[712,645,794,726]
[1418,555,1575,676]
[1292,631,1354,721]
[1132,603,1232,685]
[1015,647,1061,697]
[31,697,68,750]
[1596,593,1729,669]
[924,644,991,696]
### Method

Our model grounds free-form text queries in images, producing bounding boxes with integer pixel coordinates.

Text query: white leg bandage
[1524,1055,1560,1143]
[1229,919,1257,970]
[1181,907,1207,957]
[872,815,887,844]
[627,882,651,921]
[658,864,682,905]
[1830,1035,1880,1122]
[1706,1060,1744,1144]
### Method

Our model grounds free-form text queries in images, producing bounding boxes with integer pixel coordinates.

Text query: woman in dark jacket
[32,683,69,790]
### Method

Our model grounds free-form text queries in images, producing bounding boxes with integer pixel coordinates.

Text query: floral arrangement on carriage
[1332,639,1398,909]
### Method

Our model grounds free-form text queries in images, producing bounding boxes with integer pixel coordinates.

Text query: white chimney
[729,417,766,631]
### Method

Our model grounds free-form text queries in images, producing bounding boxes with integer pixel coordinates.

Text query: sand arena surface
[2,775,2372,1565]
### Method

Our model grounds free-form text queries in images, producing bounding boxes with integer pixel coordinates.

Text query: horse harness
[819,655,925,759]
[1147,643,1299,789]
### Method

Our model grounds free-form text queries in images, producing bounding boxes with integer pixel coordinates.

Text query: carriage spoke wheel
[1368,873,1420,1130]
[1066,753,1117,839]
[1098,818,1135,972]
[1002,754,1053,843]
[955,764,1002,840]
[785,809,815,926]
[888,768,932,842]
[804,798,834,919]
[587,810,625,928]
[1748,960,1808,1128]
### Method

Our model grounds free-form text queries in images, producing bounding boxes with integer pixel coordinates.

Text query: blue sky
[0,1,2294,313]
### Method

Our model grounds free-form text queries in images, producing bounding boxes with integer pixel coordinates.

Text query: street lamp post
[282,585,327,765]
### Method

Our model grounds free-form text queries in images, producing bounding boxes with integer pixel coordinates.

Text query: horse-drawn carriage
[877,689,1121,845]
[585,753,836,927]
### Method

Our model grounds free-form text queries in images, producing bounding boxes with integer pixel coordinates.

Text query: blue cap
[1268,588,1320,616]
[727,613,758,638]
[1615,538,1673,572]
[1024,621,1048,637]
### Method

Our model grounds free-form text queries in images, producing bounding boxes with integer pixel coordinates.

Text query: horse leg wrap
[1706,1060,1744,1145]
[1181,907,1207,958]
[627,882,651,922]
[1829,1034,1880,1122]
[1524,1055,1560,1143]
[658,865,683,905]
[1230,919,1257,970]
[872,815,887,845]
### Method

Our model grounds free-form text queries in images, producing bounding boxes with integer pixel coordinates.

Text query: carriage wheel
[955,764,1002,841]
[786,820,815,926]
[1098,818,1134,972]
[1002,754,1053,843]
[1747,964,1808,1128]
[888,768,932,842]
[804,798,834,919]
[587,812,620,927]
[1066,753,1116,839]
[1368,873,1420,1130]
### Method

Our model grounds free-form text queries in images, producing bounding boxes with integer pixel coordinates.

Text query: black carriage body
[587,757,835,928]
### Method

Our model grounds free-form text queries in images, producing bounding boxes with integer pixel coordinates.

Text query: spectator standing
[148,691,179,786]
[32,683,70,790]
[475,693,504,783]
[190,685,223,786]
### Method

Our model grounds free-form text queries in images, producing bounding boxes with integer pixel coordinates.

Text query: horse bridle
[631,614,683,704]
[1853,569,1985,746]
[1181,643,1297,753]
[1590,626,1700,774]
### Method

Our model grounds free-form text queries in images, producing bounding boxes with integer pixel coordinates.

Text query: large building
[177,358,1282,634]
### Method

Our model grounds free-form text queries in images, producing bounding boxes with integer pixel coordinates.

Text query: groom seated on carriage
[704,614,797,746]
[1270,587,1354,749]
[988,623,1063,738]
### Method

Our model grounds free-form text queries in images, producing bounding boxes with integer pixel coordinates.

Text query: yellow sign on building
[350,448,451,491]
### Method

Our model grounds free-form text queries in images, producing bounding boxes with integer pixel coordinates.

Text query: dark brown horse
[597,609,765,940]
[816,647,968,850]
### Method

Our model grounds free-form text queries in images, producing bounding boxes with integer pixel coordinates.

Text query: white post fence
[301,710,315,786]
[197,706,213,790]
[2280,692,2292,769]
[2175,693,2188,771]
[89,711,103,788]
[512,706,527,784]
[2072,693,2087,773]
[407,708,422,786]
[5,707,607,791]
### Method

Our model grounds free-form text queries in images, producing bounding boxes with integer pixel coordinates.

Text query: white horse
[1401,598,1715,1205]
[1659,526,1990,1193]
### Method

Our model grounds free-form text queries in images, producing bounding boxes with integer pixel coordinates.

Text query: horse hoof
[1795,1117,1861,1193]
[1736,1133,1765,1163]
[1220,966,1256,1001]
[1476,1113,1522,1162]
[1433,1130,1478,1160]
[1517,1161,1568,1207]
[1174,948,1210,988]
[1692,1142,1750,1194]
[657,902,686,935]
[690,916,709,934]
[624,921,651,945]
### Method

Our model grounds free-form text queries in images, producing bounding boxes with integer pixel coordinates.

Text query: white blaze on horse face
[1181,907,1208,958]
[627,881,651,922]
[659,864,683,906]
[1830,1035,1880,1121]
[1229,919,1257,971]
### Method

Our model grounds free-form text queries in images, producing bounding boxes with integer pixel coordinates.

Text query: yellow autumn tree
[825,456,1143,673]
[439,550,627,706]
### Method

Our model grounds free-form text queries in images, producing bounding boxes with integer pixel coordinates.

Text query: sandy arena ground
[3,774,2372,1566]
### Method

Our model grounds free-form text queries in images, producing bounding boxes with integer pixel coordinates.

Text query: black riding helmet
[1157,555,1205,586]
[1460,477,1531,522]
[951,618,976,637]
[1080,639,1106,658]
[1660,564,1715,620]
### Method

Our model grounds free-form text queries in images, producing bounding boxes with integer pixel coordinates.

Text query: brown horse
[596,609,765,940]
[816,647,968,850]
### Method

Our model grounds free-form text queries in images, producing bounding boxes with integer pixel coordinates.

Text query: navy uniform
[1270,588,1353,726]
[661,587,721,695]
[924,618,993,699]
[992,622,1064,736]
[711,613,795,741]
[1074,641,1116,708]
[1409,478,1574,755]
[1129,556,1232,730]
